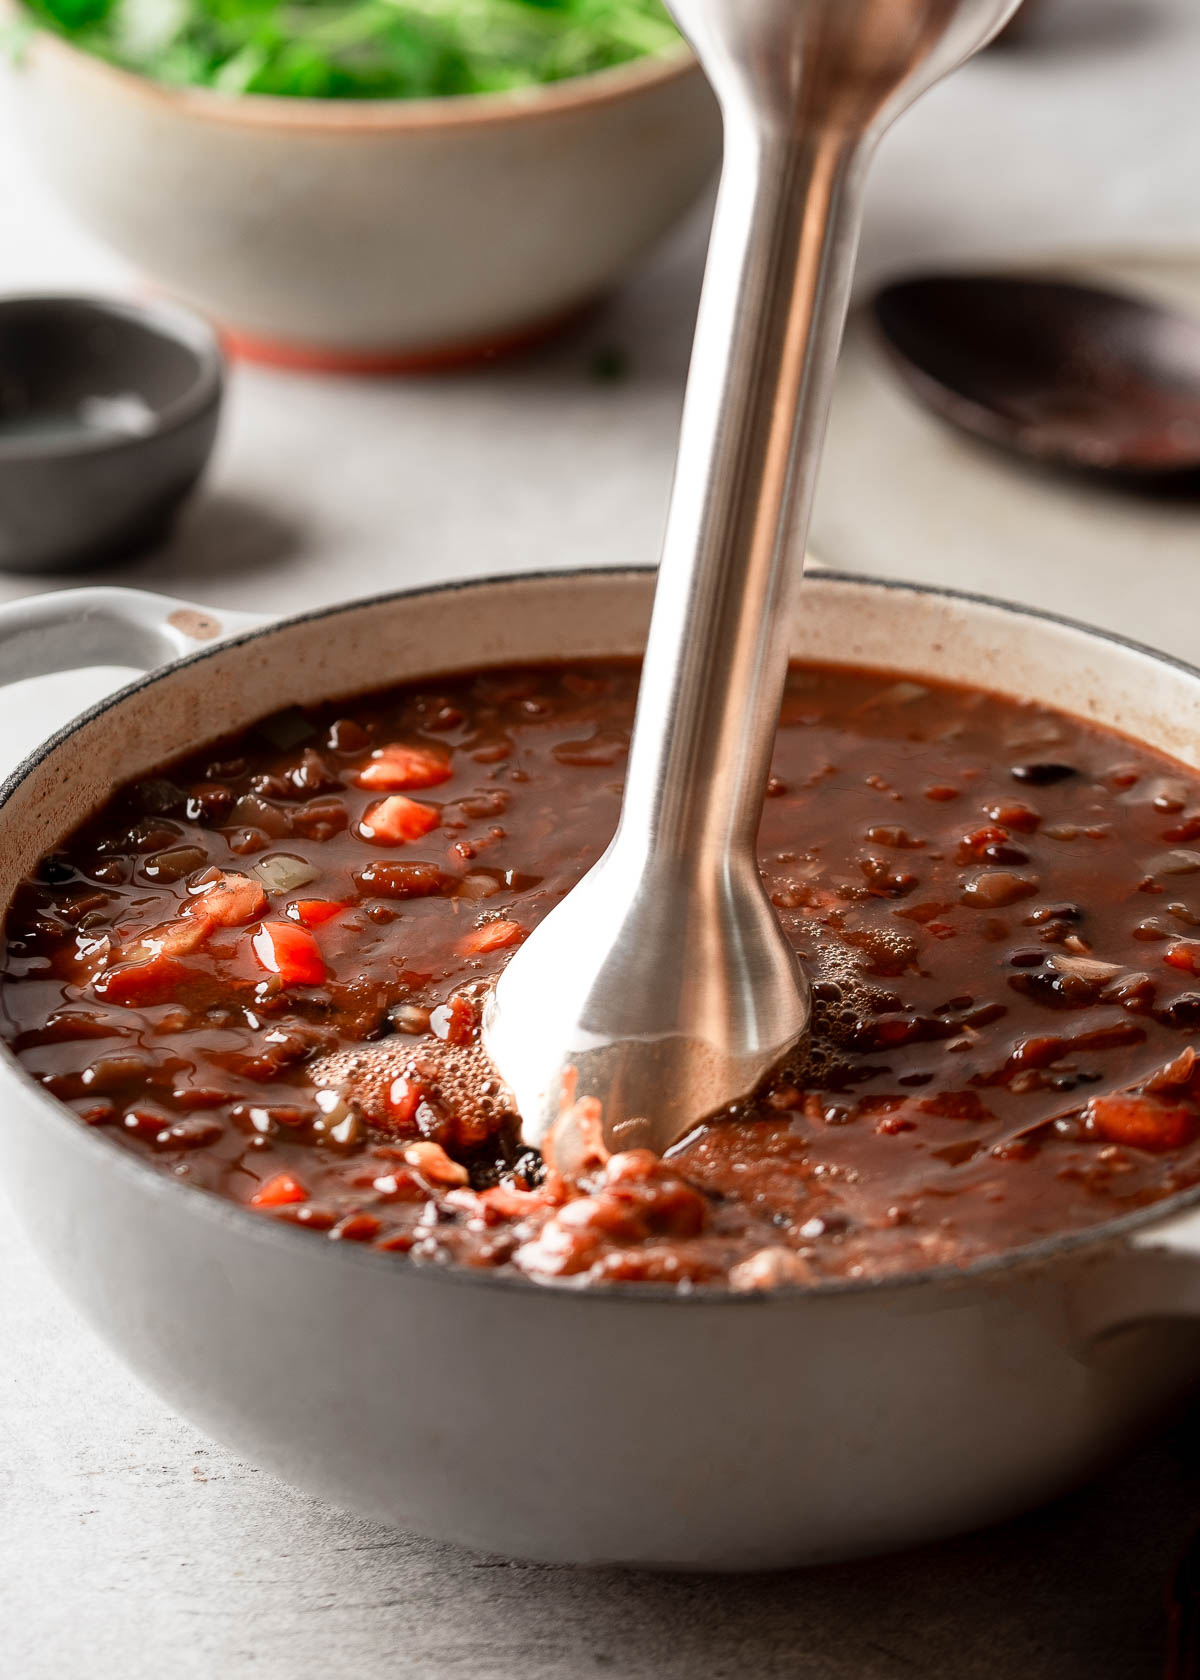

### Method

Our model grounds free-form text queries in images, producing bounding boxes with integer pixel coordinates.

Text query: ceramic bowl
[2,22,721,370]
[0,294,222,571]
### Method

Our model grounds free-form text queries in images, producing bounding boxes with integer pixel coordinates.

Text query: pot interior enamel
[6,567,1200,1572]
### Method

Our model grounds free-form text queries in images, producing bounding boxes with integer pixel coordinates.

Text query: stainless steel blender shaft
[485,0,1020,1161]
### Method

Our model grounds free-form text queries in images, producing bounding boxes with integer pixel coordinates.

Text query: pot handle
[1134,1207,1200,1264]
[1078,1213,1200,1340]
[0,587,271,688]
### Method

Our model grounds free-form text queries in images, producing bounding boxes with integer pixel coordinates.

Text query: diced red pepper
[1164,941,1200,976]
[354,861,446,899]
[896,900,951,925]
[188,871,267,927]
[122,1104,173,1142]
[331,1212,382,1243]
[358,795,440,845]
[78,1101,115,1126]
[403,1140,470,1187]
[875,1108,919,1135]
[95,953,191,1007]
[1084,1093,1197,1152]
[386,1076,424,1129]
[460,919,525,955]
[430,993,478,1046]
[251,921,327,986]
[249,1171,310,1209]
[119,916,211,963]
[356,745,452,791]
[872,1017,920,1048]
[982,800,1041,833]
[478,1183,551,1219]
[287,898,347,927]
[956,825,1011,863]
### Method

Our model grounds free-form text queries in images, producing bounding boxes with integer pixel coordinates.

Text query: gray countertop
[5,2,1200,1674]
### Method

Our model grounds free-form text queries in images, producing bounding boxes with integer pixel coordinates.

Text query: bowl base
[221,303,592,375]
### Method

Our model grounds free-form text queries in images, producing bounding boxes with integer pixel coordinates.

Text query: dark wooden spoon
[873,274,1200,479]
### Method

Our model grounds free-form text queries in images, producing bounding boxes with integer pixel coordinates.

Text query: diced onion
[1149,778,1191,810]
[458,871,502,901]
[1146,1047,1197,1092]
[1005,717,1064,751]
[1149,850,1200,877]
[391,1004,431,1035]
[311,1091,363,1147]
[1049,954,1124,984]
[258,707,316,750]
[253,854,319,894]
[875,681,928,706]
[230,794,291,837]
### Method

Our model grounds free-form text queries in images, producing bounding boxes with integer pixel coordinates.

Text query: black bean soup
[6,660,1200,1290]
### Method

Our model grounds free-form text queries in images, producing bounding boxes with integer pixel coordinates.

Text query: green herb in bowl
[19,0,681,98]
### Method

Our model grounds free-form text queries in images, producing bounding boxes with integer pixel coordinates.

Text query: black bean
[1158,993,1200,1028]
[961,871,1038,908]
[1011,762,1079,786]
[1107,972,1155,1013]
[142,845,208,884]
[1025,903,1083,925]
[250,773,292,801]
[152,1117,225,1151]
[257,707,316,750]
[35,855,74,885]
[135,779,187,816]
[125,819,184,855]
[186,784,236,824]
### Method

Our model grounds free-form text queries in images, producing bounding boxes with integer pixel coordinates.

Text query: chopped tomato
[121,916,211,962]
[354,860,446,899]
[95,916,210,1005]
[188,871,267,927]
[1084,1093,1197,1152]
[95,954,190,1007]
[461,919,525,955]
[249,1171,310,1209]
[356,744,452,791]
[479,1183,551,1219]
[956,825,1011,863]
[982,800,1041,833]
[430,992,478,1045]
[386,1076,424,1129]
[287,898,346,927]
[331,1212,382,1243]
[403,1140,470,1187]
[251,921,326,986]
[358,795,440,845]
[1165,942,1200,976]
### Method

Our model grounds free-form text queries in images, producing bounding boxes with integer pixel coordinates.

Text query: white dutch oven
[4,568,1200,1571]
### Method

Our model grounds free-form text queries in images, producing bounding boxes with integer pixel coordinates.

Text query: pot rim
[6,6,699,134]
[4,563,1198,1308]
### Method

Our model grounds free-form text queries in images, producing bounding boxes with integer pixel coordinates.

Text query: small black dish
[873,273,1200,483]
[0,294,223,572]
